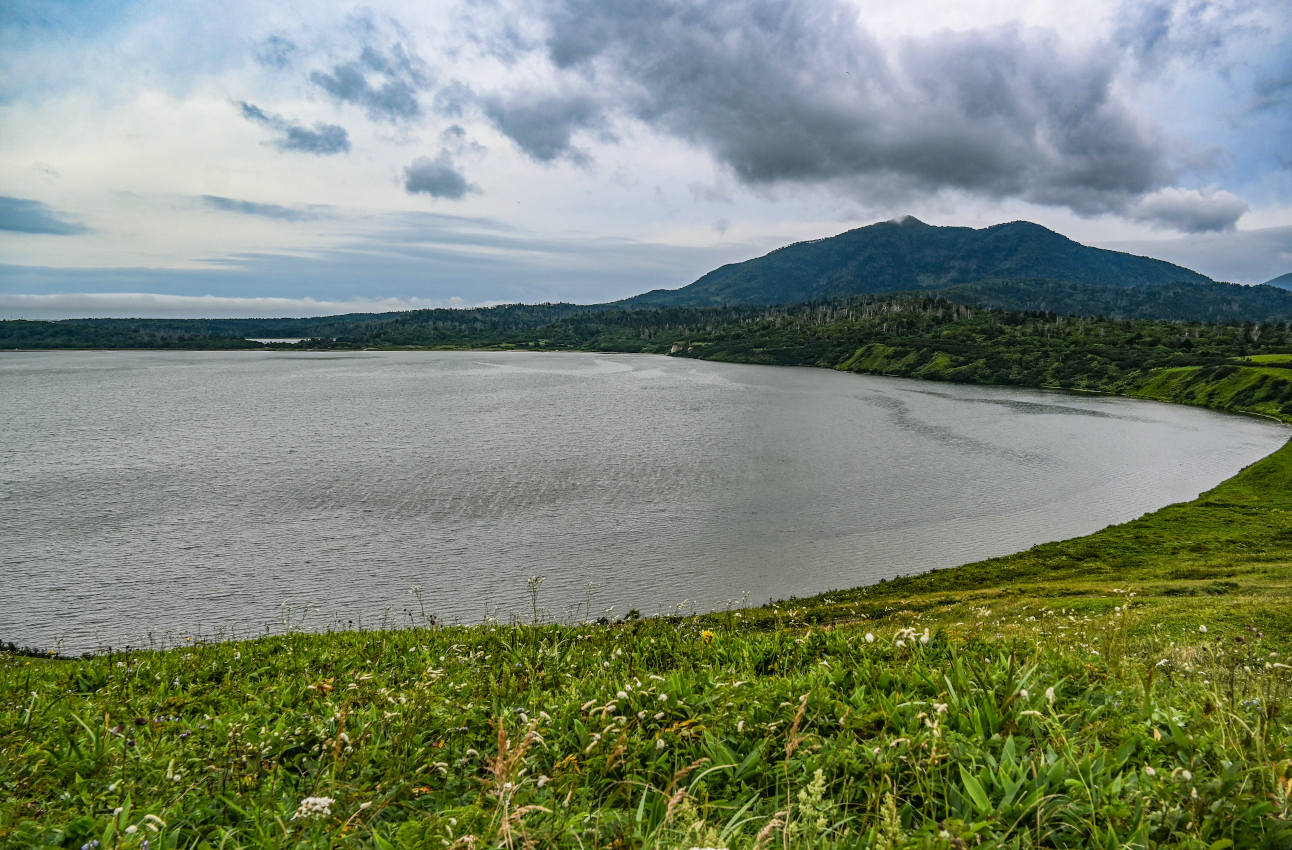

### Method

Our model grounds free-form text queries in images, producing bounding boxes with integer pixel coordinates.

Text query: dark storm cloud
[238,101,350,155]
[404,151,475,199]
[482,0,1174,216]
[199,195,324,221]
[1131,188,1248,233]
[0,196,89,234]
[309,40,430,123]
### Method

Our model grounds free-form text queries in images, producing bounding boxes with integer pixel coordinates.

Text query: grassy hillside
[3,376,1291,847]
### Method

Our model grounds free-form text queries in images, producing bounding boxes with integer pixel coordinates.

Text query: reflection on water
[0,350,1286,653]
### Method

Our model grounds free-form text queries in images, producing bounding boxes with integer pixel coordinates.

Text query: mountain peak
[618,216,1215,309]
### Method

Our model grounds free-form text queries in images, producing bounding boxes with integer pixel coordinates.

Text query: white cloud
[0,292,462,320]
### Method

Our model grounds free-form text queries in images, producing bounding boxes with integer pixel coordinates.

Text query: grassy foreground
[4,418,1292,848]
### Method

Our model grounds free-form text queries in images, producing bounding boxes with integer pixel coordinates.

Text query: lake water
[1,350,1286,653]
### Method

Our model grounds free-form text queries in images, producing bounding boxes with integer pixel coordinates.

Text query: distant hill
[933,278,1292,324]
[1265,272,1292,291]
[618,217,1216,308]
[9,219,1292,350]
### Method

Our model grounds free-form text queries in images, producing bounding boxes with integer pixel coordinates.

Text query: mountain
[1264,272,1292,291]
[619,217,1215,308]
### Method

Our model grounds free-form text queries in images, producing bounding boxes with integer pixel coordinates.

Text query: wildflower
[932,702,948,714]
[125,826,138,835]
[1145,766,1156,777]
[920,628,930,644]
[1156,658,1169,667]
[1179,769,1193,782]
[658,693,668,702]
[1018,689,1028,699]
[655,738,666,751]
[1199,625,1208,633]
[292,796,335,820]
[864,632,875,643]
[700,630,715,644]
[1045,686,1055,704]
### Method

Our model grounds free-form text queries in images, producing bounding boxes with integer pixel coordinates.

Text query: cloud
[473,1,1173,217]
[1104,224,1292,283]
[1131,187,1248,232]
[255,34,296,69]
[238,101,350,154]
[0,292,453,320]
[481,92,602,164]
[440,124,486,157]
[0,211,760,310]
[404,151,475,199]
[308,40,430,123]
[199,195,324,221]
[0,196,89,235]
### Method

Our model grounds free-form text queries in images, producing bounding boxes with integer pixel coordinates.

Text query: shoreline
[5,348,1289,659]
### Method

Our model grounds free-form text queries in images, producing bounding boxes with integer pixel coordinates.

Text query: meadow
[3,376,1291,848]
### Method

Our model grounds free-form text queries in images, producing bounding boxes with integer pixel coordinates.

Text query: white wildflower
[1145,766,1156,777]
[292,796,335,820]
[1198,625,1207,633]
[655,738,666,751]
[1018,689,1028,699]
[1045,687,1055,704]
[864,632,875,643]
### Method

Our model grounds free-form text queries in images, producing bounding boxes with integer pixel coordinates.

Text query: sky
[2,0,1290,319]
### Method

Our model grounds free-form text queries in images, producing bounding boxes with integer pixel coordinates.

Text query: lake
[1,350,1286,654]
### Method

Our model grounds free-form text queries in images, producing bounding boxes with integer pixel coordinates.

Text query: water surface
[1,350,1285,653]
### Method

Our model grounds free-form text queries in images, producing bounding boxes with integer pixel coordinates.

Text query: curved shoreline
[4,350,1289,658]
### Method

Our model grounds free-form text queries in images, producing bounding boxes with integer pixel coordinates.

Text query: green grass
[4,382,1292,848]
[1131,364,1292,421]
[1238,354,1292,365]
